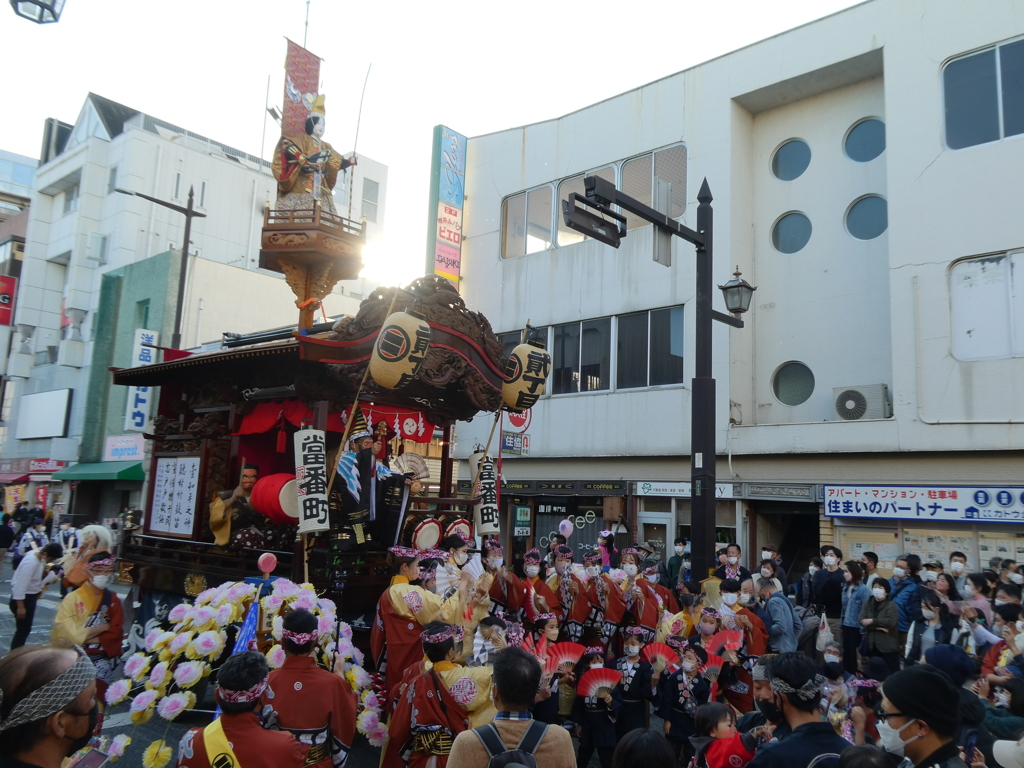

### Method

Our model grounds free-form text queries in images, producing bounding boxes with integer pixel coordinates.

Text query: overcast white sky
[2,0,863,284]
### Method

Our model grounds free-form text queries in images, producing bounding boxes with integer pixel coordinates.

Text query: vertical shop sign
[426,125,467,288]
[124,329,159,432]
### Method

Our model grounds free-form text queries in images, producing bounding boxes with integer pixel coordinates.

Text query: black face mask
[64,703,98,756]
[755,695,784,723]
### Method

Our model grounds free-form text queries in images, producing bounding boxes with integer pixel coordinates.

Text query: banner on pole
[295,429,330,534]
[473,455,500,535]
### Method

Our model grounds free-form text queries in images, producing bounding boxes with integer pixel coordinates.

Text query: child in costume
[571,647,617,768]
[523,612,563,724]
[657,638,711,764]
[522,548,562,624]
[612,626,661,737]
[689,702,758,768]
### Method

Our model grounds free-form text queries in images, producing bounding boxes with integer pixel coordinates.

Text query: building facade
[455,0,1024,578]
[1,94,385,521]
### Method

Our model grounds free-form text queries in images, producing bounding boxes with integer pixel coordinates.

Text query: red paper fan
[544,642,585,675]
[578,668,623,698]
[701,652,724,681]
[642,642,678,674]
[705,630,744,657]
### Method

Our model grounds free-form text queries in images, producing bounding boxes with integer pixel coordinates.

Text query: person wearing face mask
[522,548,563,625]
[546,545,588,643]
[50,551,123,710]
[963,573,995,626]
[859,552,885,590]
[744,653,852,768]
[579,550,628,649]
[924,644,995,767]
[760,544,788,592]
[668,538,688,586]
[571,647,618,768]
[690,607,722,651]
[840,562,870,674]
[758,560,784,594]
[757,578,799,655]
[14,519,49,573]
[523,613,565,725]
[740,578,775,635]
[946,552,969,592]
[980,603,1023,684]
[877,665,966,768]
[642,562,679,615]
[922,559,945,586]
[597,531,618,571]
[972,675,1024,742]
[889,554,927,650]
[435,534,472,601]
[999,560,1023,587]
[0,641,102,768]
[481,539,527,647]
[904,591,959,667]
[811,547,846,657]
[720,580,769,657]
[994,582,1022,609]
[616,549,660,643]
[859,578,901,674]
[656,639,711,764]
[737,654,791,744]
[714,543,752,583]
[612,627,661,739]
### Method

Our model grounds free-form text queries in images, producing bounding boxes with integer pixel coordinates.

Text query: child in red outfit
[689,702,758,768]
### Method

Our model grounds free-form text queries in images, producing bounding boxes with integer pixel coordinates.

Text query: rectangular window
[945,38,1024,148]
[552,319,610,394]
[107,167,118,195]
[362,179,379,223]
[649,306,685,385]
[63,185,79,215]
[552,322,581,394]
[173,171,182,200]
[616,306,685,388]
[501,187,553,258]
[498,331,522,361]
[617,312,649,389]
[136,299,150,331]
[200,180,208,208]
[556,167,616,246]
[87,233,108,264]
[950,251,1024,360]
[502,192,526,258]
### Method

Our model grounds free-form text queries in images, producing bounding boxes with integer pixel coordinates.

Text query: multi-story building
[1,94,385,521]
[455,0,1024,578]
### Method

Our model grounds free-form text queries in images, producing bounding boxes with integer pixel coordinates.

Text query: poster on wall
[148,455,200,538]
[978,532,1024,566]
[903,529,977,571]
[4,485,25,516]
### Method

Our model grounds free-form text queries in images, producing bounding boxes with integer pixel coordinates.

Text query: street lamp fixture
[9,0,65,23]
[719,267,756,316]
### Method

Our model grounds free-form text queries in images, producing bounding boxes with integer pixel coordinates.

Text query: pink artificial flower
[272,615,284,641]
[189,630,225,660]
[261,593,284,614]
[351,647,365,668]
[195,587,218,605]
[367,722,388,748]
[169,631,193,656]
[272,579,299,599]
[109,734,131,759]
[266,645,286,669]
[124,653,151,681]
[226,583,253,604]
[317,615,334,638]
[145,629,162,652]
[130,689,159,712]
[190,605,216,628]
[147,662,170,689]
[168,604,190,624]
[353,665,371,689]
[105,679,131,706]
[293,591,317,612]
[156,692,191,721]
[362,691,380,711]
[173,661,205,688]
[336,636,354,659]
[215,603,234,626]
[318,598,337,614]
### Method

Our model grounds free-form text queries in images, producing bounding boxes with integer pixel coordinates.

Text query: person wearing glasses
[877,665,968,768]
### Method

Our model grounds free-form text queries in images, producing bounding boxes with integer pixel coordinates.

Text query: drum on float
[402,516,442,551]
[249,474,300,525]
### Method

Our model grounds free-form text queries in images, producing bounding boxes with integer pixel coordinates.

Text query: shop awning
[51,462,145,481]
[0,473,29,483]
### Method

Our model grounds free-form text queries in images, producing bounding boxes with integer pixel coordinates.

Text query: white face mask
[683,560,691,570]
[586,566,600,578]
[624,644,640,657]
[965,585,976,597]
[950,562,965,574]
[877,718,919,756]
[488,558,503,570]
[738,592,752,605]
[1017,620,1024,633]
[647,574,659,585]
[590,662,604,670]
[823,653,841,664]
[872,587,886,600]
[893,567,906,578]
[526,565,540,577]
[90,574,112,590]
[721,593,739,606]
[921,609,936,619]
[623,564,638,578]
[60,524,69,530]
[727,556,739,565]
[762,551,773,562]
[454,552,468,566]
[1011,573,1024,585]
[761,569,773,579]
[808,566,819,576]
[996,599,1008,607]
[995,691,1011,708]
[824,556,837,567]
[675,546,684,555]
[922,571,937,582]
[682,661,697,673]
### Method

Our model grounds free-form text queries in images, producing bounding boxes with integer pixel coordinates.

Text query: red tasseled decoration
[276,411,287,453]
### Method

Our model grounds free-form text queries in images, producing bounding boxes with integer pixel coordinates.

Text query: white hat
[993,738,1024,768]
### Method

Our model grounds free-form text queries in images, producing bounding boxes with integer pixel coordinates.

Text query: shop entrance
[753,501,821,589]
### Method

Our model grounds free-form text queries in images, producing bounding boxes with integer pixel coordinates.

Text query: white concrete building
[455,0,1024,577]
[0,94,386,519]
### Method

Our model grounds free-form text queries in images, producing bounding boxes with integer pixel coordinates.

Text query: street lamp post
[562,175,755,580]
[116,186,206,350]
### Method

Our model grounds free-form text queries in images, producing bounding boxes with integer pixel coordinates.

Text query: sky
[1,0,864,285]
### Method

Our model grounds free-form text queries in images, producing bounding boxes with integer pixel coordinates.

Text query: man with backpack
[447,646,574,768]
[758,577,801,654]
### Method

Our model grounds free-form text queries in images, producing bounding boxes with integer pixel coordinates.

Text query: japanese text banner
[824,484,1024,523]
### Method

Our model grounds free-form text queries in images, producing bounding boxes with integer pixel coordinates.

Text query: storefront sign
[124,329,159,432]
[426,125,467,288]
[0,275,17,326]
[500,431,530,456]
[0,459,30,473]
[294,429,330,534]
[473,455,500,535]
[103,435,145,462]
[35,485,48,508]
[514,504,531,537]
[581,481,627,494]
[28,459,66,473]
[538,481,578,492]
[824,485,1024,523]
[4,485,25,515]
[635,481,735,498]
[745,484,814,500]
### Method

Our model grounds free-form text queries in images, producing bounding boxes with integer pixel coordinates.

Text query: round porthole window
[846,195,888,240]
[773,362,815,406]
[771,139,811,181]
[845,119,886,162]
[771,212,812,254]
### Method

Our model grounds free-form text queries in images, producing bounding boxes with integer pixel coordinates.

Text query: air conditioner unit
[833,384,892,421]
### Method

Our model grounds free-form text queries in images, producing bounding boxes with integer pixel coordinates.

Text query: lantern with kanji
[502,329,551,412]
[369,309,431,390]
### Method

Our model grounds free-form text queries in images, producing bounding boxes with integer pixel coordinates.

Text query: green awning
[51,461,145,481]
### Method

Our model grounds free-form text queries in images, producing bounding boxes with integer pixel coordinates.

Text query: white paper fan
[393,452,430,479]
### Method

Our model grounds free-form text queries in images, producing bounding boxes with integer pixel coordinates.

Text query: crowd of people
[1,529,1023,768]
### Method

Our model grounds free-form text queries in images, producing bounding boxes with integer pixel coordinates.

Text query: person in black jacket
[904,591,959,665]
[812,546,846,656]
[880,665,969,768]
[924,644,996,768]
[797,558,824,607]
[714,543,752,584]
[0,513,14,553]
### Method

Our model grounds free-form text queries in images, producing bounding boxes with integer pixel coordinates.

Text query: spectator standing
[933,573,964,617]
[840,561,870,675]
[744,653,852,768]
[741,578,775,636]
[890,555,926,648]
[924,644,995,768]
[859,552,885,590]
[447,647,575,768]
[878,665,968,768]
[757,560,784,594]
[859,578,900,674]
[0,514,14,559]
[963,573,995,626]
[761,543,788,592]
[598,530,618,571]
[668,538,687,585]
[11,501,31,534]
[904,591,959,665]
[812,546,846,648]
[8,543,62,649]
[949,552,969,594]
[61,525,113,593]
[798,558,823,607]
[714,543,752,584]
[759,578,799,654]
[13,519,48,572]
[980,603,1023,683]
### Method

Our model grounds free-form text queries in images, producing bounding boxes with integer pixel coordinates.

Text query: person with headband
[580,550,628,649]
[50,551,123,708]
[0,642,100,768]
[617,547,660,643]
[178,651,307,768]
[482,538,527,648]
[745,653,851,768]
[642,562,680,615]
[371,546,489,703]
[521,548,562,625]
[546,545,589,643]
[263,609,357,768]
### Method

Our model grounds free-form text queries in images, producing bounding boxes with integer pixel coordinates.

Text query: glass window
[944,49,1000,149]
[557,167,616,246]
[362,179,378,223]
[200,180,208,209]
[649,306,684,386]
[63,185,79,215]
[771,212,812,254]
[173,172,182,200]
[552,322,580,394]
[773,362,815,406]
[502,193,526,258]
[771,140,811,181]
[1000,38,1024,138]
[498,331,522,360]
[846,195,888,240]
[580,318,610,392]
[653,145,687,219]
[107,167,117,195]
[845,119,886,162]
[617,312,648,389]
[526,187,552,253]
[620,154,653,230]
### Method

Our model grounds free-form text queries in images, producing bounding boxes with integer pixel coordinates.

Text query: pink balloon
[258,553,278,574]
[558,519,573,538]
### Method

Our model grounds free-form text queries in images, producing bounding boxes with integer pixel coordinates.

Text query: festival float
[110,40,551,653]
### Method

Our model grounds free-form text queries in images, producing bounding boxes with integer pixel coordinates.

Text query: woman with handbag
[859,577,900,674]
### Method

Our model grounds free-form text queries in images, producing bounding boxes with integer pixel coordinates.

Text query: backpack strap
[515,720,548,755]
[474,723,509,758]
[806,753,841,768]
